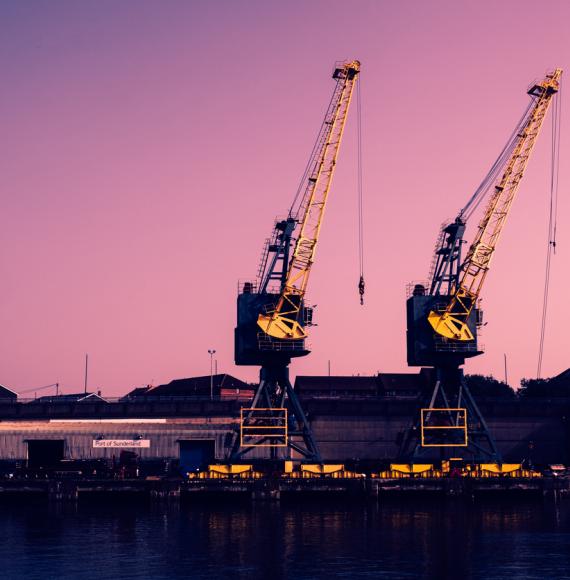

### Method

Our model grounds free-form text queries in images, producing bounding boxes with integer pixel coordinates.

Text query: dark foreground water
[1,496,570,580]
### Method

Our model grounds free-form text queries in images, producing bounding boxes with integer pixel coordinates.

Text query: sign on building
[93,439,151,448]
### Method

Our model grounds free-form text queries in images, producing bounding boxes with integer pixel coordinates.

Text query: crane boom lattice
[429,69,562,341]
[258,61,360,340]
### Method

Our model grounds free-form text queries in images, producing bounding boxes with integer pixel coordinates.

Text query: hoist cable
[537,85,562,378]
[461,99,536,221]
[288,79,340,220]
[356,76,365,305]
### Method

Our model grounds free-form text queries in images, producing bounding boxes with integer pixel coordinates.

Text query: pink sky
[1,0,569,395]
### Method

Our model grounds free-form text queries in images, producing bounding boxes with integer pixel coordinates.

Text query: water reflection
[0,497,569,579]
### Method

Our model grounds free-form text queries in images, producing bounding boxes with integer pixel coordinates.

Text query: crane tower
[401,69,562,462]
[232,61,360,462]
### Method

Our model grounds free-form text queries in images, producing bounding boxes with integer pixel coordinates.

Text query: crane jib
[428,68,562,342]
[257,61,360,340]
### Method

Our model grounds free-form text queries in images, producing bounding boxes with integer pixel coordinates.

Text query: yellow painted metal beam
[258,61,360,339]
[430,69,562,341]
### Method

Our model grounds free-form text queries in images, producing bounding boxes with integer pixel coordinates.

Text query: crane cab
[406,286,482,367]
[235,283,311,366]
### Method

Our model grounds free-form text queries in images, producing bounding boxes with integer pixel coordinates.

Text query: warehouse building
[0,370,567,471]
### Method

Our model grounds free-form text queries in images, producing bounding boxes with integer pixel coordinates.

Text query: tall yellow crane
[403,68,562,463]
[428,69,562,341]
[257,61,360,340]
[232,61,360,462]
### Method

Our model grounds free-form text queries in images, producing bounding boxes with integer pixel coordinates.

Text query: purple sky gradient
[1,0,569,395]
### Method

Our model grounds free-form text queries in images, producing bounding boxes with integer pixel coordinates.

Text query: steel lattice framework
[429,69,562,341]
[257,61,360,340]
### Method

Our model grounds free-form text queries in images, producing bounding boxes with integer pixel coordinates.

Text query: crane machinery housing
[231,60,360,464]
[401,69,562,463]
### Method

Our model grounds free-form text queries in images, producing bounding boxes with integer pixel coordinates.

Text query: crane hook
[358,275,365,305]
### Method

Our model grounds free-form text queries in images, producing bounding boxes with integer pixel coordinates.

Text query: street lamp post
[208,349,216,400]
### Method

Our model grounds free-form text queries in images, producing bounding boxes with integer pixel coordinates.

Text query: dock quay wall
[0,397,566,465]
[0,476,569,502]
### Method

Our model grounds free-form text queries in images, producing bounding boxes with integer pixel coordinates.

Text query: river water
[1,496,569,579]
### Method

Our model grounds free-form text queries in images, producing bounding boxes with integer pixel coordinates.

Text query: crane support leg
[230,365,321,462]
[398,367,501,463]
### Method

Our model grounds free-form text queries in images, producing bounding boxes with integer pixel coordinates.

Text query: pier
[0,474,568,503]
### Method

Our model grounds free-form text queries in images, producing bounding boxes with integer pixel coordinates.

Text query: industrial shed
[0,418,236,473]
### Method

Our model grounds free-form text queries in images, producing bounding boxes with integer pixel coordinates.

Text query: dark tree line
[518,375,570,398]
[464,371,570,398]
[464,374,515,398]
